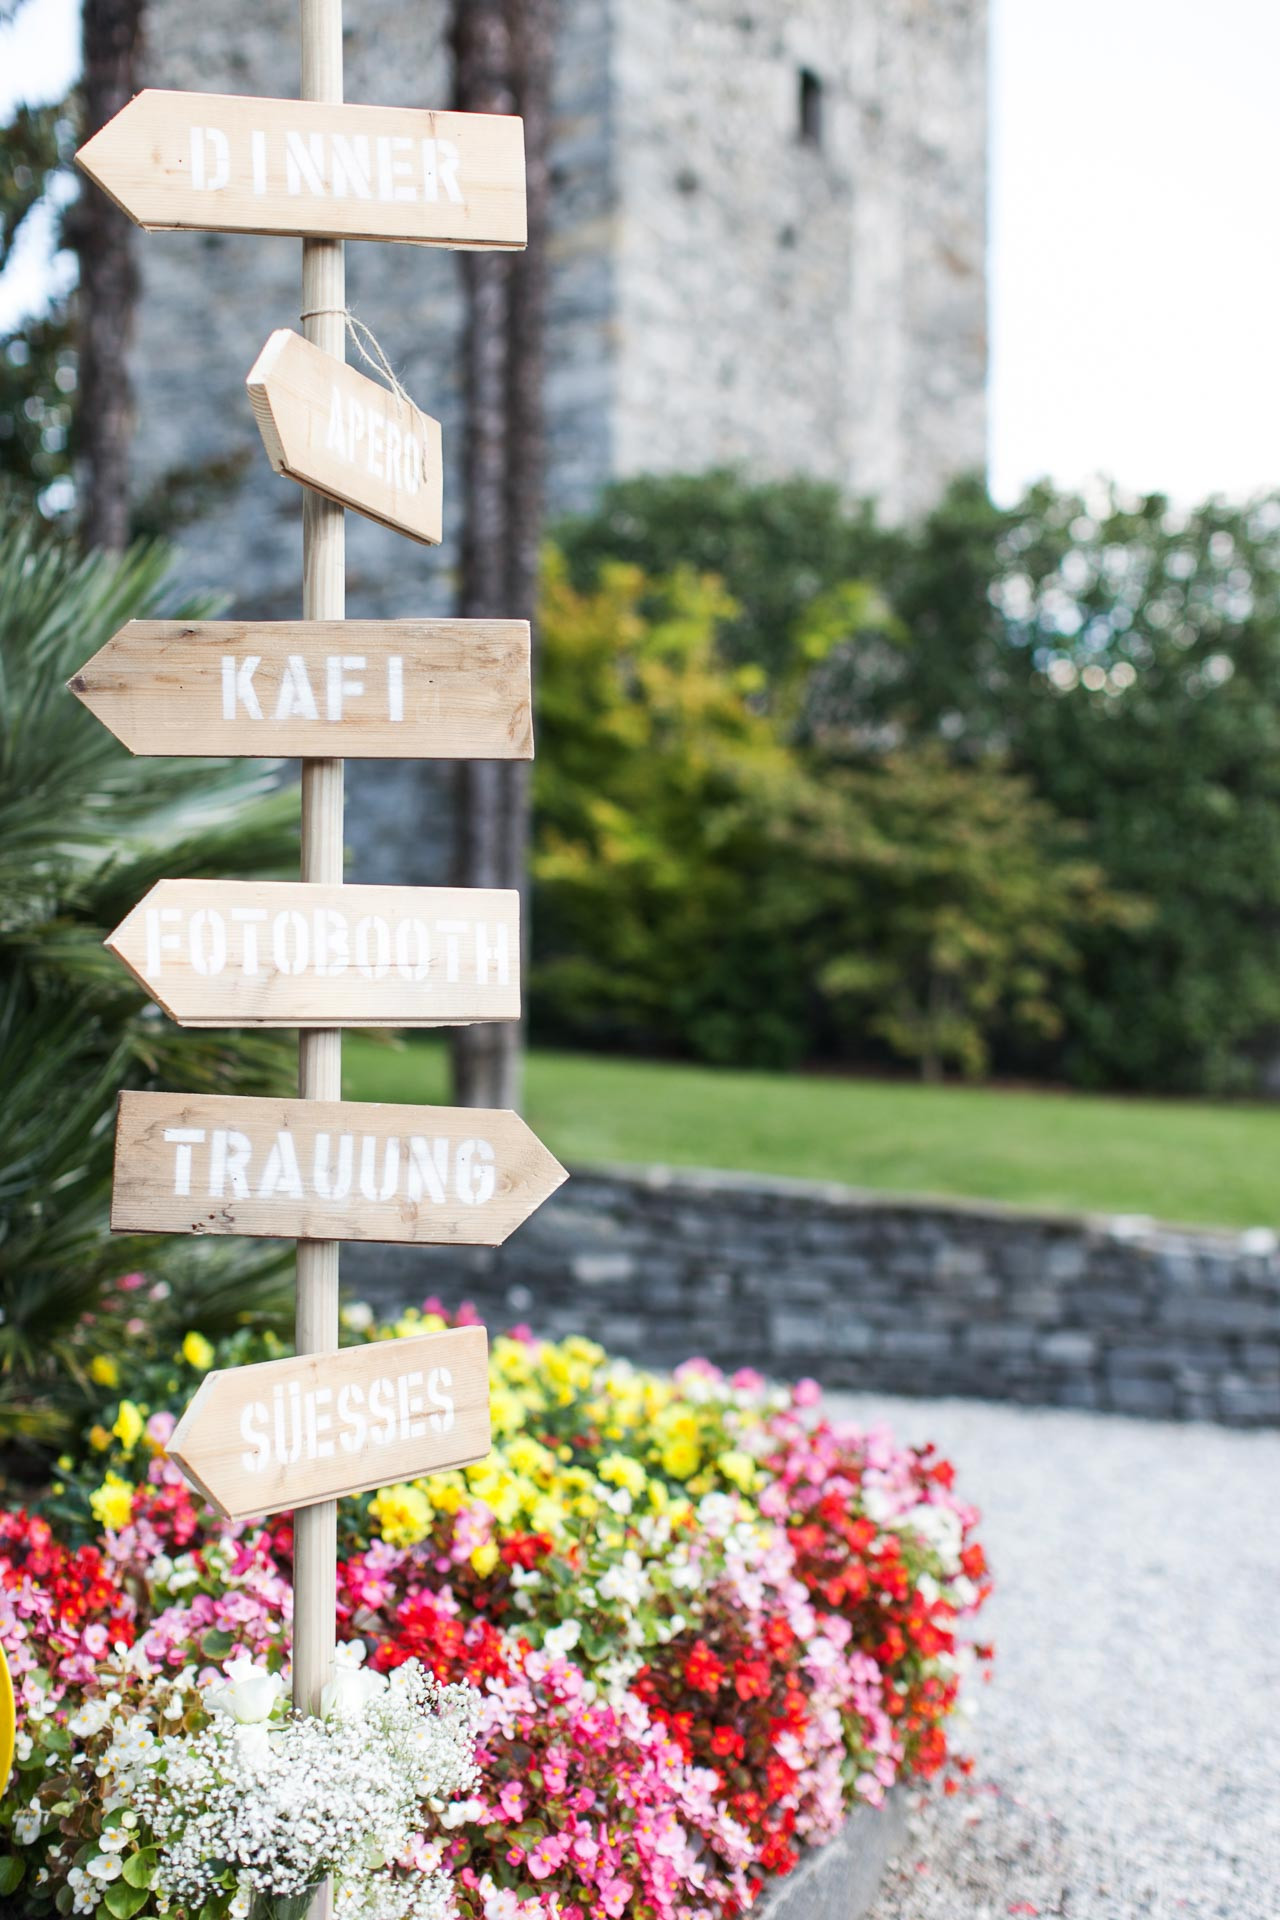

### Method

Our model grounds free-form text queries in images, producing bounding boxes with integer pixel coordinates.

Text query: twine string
[298,305,427,481]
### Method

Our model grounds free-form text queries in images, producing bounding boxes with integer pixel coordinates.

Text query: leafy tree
[0,517,295,1462]
[0,94,78,513]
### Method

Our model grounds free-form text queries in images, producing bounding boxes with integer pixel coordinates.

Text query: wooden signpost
[76,12,543,1894]
[106,879,521,1027]
[169,1324,491,1521]
[248,330,443,544]
[112,1092,566,1245]
[69,617,533,759]
[75,90,527,249]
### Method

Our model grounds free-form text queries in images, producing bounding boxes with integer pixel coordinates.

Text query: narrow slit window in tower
[799,68,824,148]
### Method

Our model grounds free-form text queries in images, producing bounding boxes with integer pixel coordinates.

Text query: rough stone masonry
[130,0,989,885]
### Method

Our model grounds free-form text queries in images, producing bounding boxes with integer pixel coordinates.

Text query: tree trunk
[450,0,555,1111]
[73,0,144,552]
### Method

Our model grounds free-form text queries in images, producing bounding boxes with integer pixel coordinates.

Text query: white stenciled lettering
[313,1131,354,1202]
[367,411,385,479]
[272,909,310,977]
[455,1138,496,1207]
[209,1128,252,1201]
[144,906,183,979]
[189,126,230,192]
[395,917,430,982]
[337,1381,366,1454]
[222,655,263,720]
[285,129,327,197]
[164,1127,206,1198]
[274,656,320,722]
[367,1375,396,1446]
[189,907,227,978]
[306,1386,335,1461]
[387,655,405,723]
[475,921,511,987]
[359,1135,400,1202]
[346,397,366,463]
[240,1401,270,1474]
[330,133,373,199]
[326,654,366,722]
[250,130,267,195]
[272,1382,303,1466]
[231,907,268,976]
[407,1136,448,1205]
[355,915,391,980]
[326,385,346,459]
[437,919,466,984]
[312,907,349,979]
[427,1365,456,1433]
[421,138,463,205]
[397,1369,427,1442]
[258,1131,304,1200]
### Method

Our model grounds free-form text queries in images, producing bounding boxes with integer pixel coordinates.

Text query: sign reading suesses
[168,1324,490,1521]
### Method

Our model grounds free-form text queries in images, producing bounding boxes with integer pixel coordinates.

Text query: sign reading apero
[76,91,526,249]
[111,1092,568,1247]
[168,1324,490,1521]
[68,618,533,760]
[106,880,520,1027]
[248,330,443,544]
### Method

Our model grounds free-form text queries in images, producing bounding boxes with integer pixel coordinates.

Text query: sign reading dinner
[69,617,534,759]
[75,91,527,248]
[106,879,520,1027]
[111,1092,568,1246]
[168,1325,491,1522]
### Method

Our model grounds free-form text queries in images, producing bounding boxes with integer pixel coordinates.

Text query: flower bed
[1,1299,991,1919]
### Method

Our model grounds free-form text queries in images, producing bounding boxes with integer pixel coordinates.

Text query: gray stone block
[571,1253,637,1286]
[1038,1331,1098,1367]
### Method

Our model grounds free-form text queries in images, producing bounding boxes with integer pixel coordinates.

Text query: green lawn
[342,1037,1280,1232]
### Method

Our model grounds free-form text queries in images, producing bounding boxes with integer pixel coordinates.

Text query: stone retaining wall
[346,1165,1280,1427]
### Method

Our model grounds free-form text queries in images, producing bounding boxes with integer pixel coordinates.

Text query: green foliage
[531,549,1121,1077]
[0,516,296,1464]
[0,94,77,513]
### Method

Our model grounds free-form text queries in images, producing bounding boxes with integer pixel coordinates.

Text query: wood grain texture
[112,1091,567,1246]
[168,1325,491,1522]
[106,879,521,1028]
[248,329,443,545]
[74,90,526,248]
[68,618,533,759]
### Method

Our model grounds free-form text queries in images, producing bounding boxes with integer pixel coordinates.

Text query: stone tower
[129,0,987,880]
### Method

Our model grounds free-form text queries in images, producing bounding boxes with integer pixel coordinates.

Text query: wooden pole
[294,0,344,1800]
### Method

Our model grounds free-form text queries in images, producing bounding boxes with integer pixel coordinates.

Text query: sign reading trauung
[76,91,527,248]
[111,1092,567,1246]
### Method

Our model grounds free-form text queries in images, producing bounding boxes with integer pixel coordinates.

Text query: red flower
[683,1639,726,1695]
[732,1657,771,1701]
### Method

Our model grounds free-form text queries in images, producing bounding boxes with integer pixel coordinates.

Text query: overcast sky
[2,0,1278,507]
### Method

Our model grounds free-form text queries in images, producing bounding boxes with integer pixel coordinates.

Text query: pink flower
[497,1780,526,1822]
[526,1835,569,1879]
[792,1376,822,1408]
[146,1410,177,1447]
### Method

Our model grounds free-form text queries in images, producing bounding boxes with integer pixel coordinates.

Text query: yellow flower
[718,1449,757,1493]
[90,1473,134,1532]
[423,1475,464,1515]
[89,1355,119,1389]
[369,1483,432,1547]
[112,1400,145,1453]
[88,1425,112,1453]
[469,1541,499,1579]
[598,1453,647,1498]
[181,1331,215,1372]
[661,1437,701,1481]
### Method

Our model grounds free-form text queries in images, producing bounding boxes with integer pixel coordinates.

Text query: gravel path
[823,1394,1280,1920]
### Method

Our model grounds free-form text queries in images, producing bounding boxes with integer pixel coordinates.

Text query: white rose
[205,1652,285,1726]
[321,1643,388,1719]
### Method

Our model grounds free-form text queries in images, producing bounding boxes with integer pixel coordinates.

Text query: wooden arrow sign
[68,618,532,760]
[75,91,526,249]
[248,330,442,544]
[169,1324,491,1522]
[106,880,521,1028]
[112,1092,567,1246]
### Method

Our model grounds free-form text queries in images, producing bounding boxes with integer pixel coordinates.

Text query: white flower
[604,1487,632,1515]
[86,1855,124,1883]
[14,1732,32,1762]
[322,1642,389,1720]
[341,1301,374,1332]
[98,1828,130,1854]
[543,1620,581,1658]
[69,1699,111,1739]
[67,1868,99,1914]
[205,1651,286,1726]
[12,1805,43,1845]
